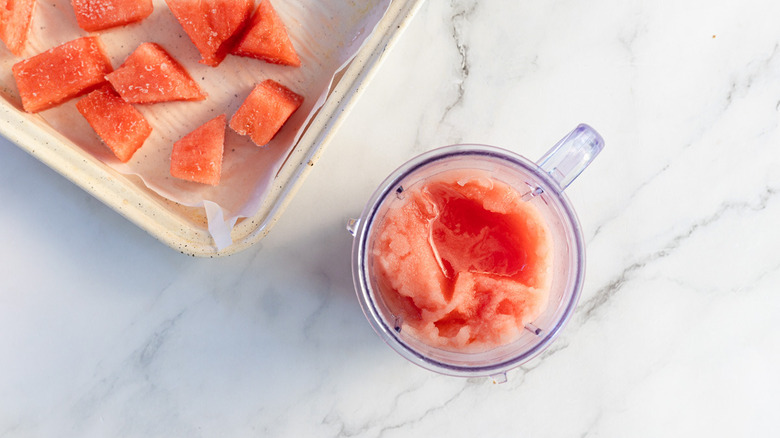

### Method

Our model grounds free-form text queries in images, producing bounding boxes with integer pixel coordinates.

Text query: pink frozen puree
[371,169,552,352]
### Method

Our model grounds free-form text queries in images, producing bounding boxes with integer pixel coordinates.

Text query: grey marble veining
[2,0,780,436]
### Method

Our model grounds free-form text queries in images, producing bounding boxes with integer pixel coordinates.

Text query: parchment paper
[1,0,391,249]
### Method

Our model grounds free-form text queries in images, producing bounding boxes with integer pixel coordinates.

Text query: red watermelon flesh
[0,0,35,56]
[170,114,226,186]
[106,42,206,104]
[76,85,152,162]
[71,0,154,32]
[231,0,301,67]
[12,36,113,113]
[229,79,303,147]
[165,0,254,67]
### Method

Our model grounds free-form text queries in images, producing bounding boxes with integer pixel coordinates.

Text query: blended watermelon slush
[371,169,553,352]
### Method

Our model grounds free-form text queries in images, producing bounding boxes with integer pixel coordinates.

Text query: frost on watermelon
[165,0,254,67]
[12,36,113,113]
[76,85,152,162]
[231,0,301,67]
[0,0,35,56]
[170,114,226,186]
[106,42,206,104]
[229,79,303,147]
[71,0,154,32]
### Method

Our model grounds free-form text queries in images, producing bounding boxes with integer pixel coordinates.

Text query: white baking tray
[0,0,424,256]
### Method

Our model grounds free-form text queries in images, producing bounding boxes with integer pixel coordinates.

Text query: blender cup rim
[351,143,586,377]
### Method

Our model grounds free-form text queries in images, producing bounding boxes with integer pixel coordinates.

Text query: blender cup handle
[536,124,604,191]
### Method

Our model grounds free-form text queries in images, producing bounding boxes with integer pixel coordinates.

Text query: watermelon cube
[229,79,303,147]
[12,36,113,113]
[165,0,254,67]
[0,0,35,56]
[71,0,154,32]
[170,114,226,185]
[231,0,301,67]
[106,42,206,104]
[76,85,152,162]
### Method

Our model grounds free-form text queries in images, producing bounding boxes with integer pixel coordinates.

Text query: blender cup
[348,124,604,381]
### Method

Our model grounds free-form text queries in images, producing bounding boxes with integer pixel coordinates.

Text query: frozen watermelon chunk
[0,0,35,56]
[170,114,226,185]
[106,42,206,104]
[12,36,113,113]
[231,0,301,67]
[71,0,154,32]
[76,85,152,162]
[229,79,303,146]
[165,0,253,67]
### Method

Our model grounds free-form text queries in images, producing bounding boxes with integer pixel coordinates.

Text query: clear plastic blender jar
[348,124,604,382]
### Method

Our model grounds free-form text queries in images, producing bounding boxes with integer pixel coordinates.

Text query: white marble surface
[2,0,780,436]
